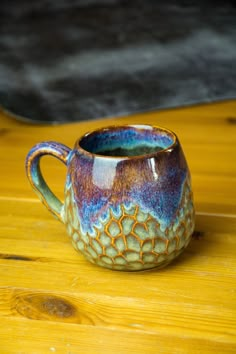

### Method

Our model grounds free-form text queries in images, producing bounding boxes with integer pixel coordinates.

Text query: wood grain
[0,100,236,353]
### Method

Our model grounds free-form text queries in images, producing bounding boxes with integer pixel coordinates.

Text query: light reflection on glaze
[92,157,121,189]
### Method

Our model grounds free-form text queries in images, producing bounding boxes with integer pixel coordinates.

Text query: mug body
[63,125,194,271]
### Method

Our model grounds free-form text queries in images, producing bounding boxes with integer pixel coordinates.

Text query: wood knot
[192,230,204,240]
[15,292,77,321]
[226,117,236,124]
[41,296,75,318]
[0,128,10,136]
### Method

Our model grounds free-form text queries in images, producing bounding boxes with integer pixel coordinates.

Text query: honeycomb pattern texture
[64,178,194,271]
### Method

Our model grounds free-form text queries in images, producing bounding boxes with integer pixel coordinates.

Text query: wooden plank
[0,212,235,308]
[1,317,235,354]
[0,100,236,353]
[0,240,235,304]
[0,269,235,334]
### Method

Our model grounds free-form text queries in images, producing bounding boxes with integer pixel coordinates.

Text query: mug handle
[25,141,71,223]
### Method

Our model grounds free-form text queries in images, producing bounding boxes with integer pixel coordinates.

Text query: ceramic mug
[26,125,194,271]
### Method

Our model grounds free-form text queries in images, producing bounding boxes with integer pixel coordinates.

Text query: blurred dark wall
[0,0,236,123]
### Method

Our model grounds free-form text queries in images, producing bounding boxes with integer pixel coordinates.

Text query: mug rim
[75,124,177,159]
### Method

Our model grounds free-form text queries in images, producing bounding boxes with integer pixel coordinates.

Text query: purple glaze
[66,125,189,234]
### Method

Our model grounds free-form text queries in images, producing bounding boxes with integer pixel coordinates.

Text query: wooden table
[0,101,236,353]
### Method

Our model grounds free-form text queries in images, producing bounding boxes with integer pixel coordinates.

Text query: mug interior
[78,125,175,157]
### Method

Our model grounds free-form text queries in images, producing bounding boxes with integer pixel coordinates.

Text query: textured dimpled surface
[64,178,194,271]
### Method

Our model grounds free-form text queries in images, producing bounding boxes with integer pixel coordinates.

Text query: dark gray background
[0,0,236,123]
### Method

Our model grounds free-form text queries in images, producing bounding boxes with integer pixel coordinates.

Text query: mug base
[77,239,191,272]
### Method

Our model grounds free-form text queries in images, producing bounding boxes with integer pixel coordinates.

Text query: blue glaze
[130,169,187,227]
[67,127,188,234]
